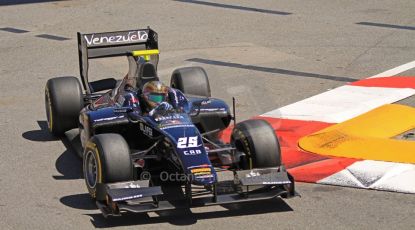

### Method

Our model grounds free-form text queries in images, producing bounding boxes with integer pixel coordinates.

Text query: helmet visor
[148,93,166,104]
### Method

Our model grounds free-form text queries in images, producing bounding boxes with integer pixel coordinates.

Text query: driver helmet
[142,81,169,110]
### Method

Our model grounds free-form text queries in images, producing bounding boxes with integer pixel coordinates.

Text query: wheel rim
[85,150,98,188]
[45,87,53,131]
[231,133,253,169]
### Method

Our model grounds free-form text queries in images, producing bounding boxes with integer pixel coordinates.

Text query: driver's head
[142,81,169,110]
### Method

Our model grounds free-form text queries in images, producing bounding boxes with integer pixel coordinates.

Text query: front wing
[95,167,296,217]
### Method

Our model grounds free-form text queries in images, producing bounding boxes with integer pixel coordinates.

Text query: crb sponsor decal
[154,114,184,122]
[84,30,148,46]
[183,149,202,156]
[139,123,153,137]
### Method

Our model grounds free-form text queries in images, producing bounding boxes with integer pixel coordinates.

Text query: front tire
[45,76,83,136]
[83,134,133,199]
[170,66,211,97]
[231,119,281,169]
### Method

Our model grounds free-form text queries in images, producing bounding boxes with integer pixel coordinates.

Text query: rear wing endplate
[77,27,158,94]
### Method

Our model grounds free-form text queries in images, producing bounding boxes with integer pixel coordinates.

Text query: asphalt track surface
[1,0,415,229]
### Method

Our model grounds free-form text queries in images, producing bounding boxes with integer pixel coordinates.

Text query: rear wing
[77,27,158,93]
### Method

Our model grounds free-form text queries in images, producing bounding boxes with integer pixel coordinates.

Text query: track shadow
[45,125,83,180]
[60,193,96,210]
[53,131,84,180]
[53,148,83,180]
[87,199,293,228]
[22,120,58,142]
[22,121,82,179]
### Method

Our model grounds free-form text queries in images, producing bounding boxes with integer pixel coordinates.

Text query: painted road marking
[299,104,415,164]
[350,76,415,88]
[256,60,415,193]
[369,60,415,78]
[174,0,292,15]
[0,27,29,34]
[222,61,415,193]
[35,34,70,41]
[261,85,415,123]
[356,22,415,31]
[318,160,415,194]
[187,58,354,82]
[262,60,415,123]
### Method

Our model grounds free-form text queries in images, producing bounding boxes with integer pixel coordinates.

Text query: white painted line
[261,60,415,122]
[261,85,415,123]
[369,60,415,78]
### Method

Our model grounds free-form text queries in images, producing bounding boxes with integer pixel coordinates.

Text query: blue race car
[44,28,295,217]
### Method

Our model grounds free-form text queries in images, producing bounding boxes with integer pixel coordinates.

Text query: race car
[44,27,296,217]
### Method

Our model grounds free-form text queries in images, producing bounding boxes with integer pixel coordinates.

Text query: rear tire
[45,76,83,136]
[170,66,211,97]
[231,119,281,169]
[83,134,133,199]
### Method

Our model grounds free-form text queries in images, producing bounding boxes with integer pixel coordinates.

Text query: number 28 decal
[177,136,198,148]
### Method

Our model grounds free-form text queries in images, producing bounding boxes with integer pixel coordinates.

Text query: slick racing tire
[45,76,83,136]
[231,119,282,169]
[170,66,211,97]
[83,134,133,200]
